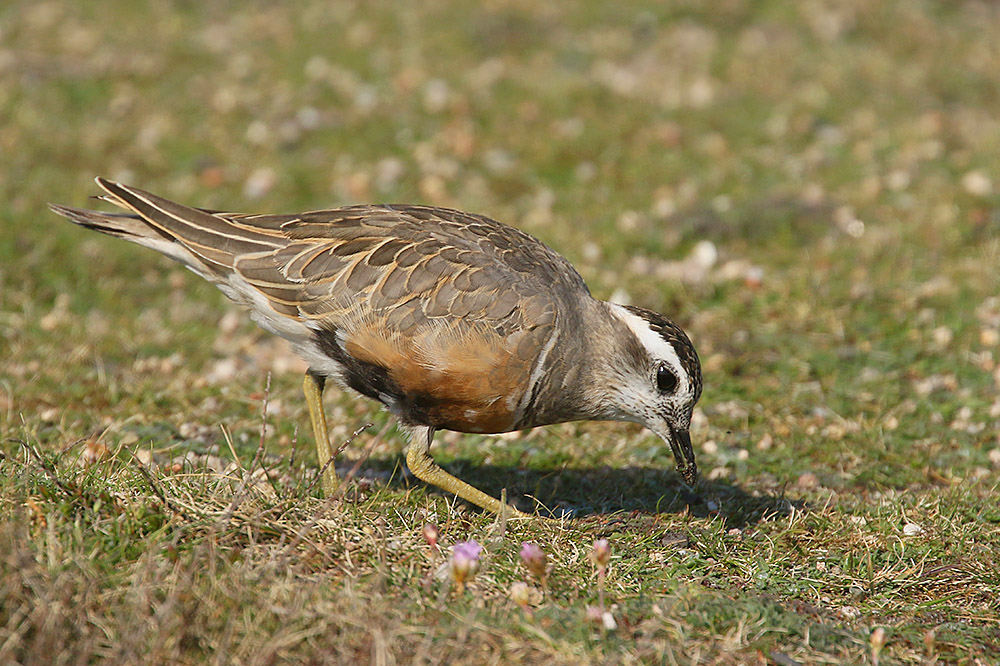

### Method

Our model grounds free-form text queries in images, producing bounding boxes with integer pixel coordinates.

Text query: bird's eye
[656,363,678,393]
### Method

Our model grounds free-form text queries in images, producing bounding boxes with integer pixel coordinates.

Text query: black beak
[668,425,698,485]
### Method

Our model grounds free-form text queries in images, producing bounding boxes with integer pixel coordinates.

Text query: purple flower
[589,538,611,612]
[520,542,548,583]
[590,538,611,569]
[585,604,604,623]
[423,523,440,550]
[453,539,482,562]
[450,539,482,591]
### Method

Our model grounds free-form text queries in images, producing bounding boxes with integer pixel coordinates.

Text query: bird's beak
[653,422,698,485]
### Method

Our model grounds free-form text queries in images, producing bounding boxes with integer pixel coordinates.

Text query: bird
[50,178,703,516]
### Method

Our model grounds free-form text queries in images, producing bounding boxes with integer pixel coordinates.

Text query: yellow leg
[303,371,338,495]
[405,426,528,518]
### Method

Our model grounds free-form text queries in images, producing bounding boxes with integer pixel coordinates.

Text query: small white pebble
[375,157,405,193]
[988,448,1000,467]
[246,120,270,145]
[39,311,64,331]
[575,161,598,183]
[652,196,676,218]
[707,466,729,481]
[846,219,865,238]
[244,167,276,200]
[859,367,882,383]
[886,170,910,191]
[962,170,992,197]
[205,358,239,384]
[702,439,718,455]
[218,310,242,336]
[801,182,824,204]
[689,240,718,270]
[903,522,923,536]
[689,77,714,107]
[296,106,321,130]
[168,271,187,290]
[483,148,515,174]
[304,55,331,80]
[711,195,731,213]
[796,472,819,489]
[931,326,953,346]
[553,117,584,138]
[823,423,846,440]
[602,611,617,631]
[743,265,764,287]
[581,241,602,263]
[354,85,378,111]
[423,79,450,113]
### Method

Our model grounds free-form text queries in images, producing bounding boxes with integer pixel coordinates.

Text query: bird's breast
[314,317,549,433]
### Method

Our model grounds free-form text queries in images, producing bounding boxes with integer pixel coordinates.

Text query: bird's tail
[47,202,169,242]
[49,177,284,273]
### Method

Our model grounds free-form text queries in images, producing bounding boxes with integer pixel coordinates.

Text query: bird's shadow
[344,455,803,529]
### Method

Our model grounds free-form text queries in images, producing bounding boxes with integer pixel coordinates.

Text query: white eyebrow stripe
[609,303,691,397]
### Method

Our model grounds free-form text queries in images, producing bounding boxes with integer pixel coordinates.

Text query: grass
[2,0,1000,663]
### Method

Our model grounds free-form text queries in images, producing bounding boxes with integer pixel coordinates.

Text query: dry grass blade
[303,420,375,497]
[217,373,273,531]
[130,451,201,522]
[275,421,380,569]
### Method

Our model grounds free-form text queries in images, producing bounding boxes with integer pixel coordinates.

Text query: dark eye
[656,363,678,393]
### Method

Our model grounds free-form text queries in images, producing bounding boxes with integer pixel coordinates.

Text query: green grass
[3,1,1000,663]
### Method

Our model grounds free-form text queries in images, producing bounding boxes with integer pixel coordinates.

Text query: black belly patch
[313,326,438,427]
[314,327,401,403]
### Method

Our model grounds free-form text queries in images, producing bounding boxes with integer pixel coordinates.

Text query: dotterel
[51,178,702,516]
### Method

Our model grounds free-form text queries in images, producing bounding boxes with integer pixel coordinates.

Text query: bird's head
[598,303,703,484]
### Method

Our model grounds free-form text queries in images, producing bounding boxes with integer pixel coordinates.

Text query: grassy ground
[2,1,999,663]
